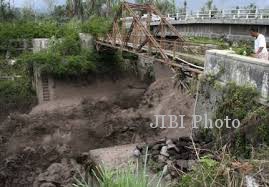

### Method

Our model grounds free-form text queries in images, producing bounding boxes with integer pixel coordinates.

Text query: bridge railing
[168,9,269,21]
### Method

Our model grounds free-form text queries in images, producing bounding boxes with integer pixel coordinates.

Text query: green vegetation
[215,83,269,158]
[215,82,259,122]
[16,18,124,77]
[74,149,164,187]
[0,59,36,118]
[0,21,63,41]
[18,41,124,77]
[180,155,243,187]
[187,36,253,56]
[187,36,227,47]
[82,16,112,38]
[232,42,253,56]
[199,80,269,159]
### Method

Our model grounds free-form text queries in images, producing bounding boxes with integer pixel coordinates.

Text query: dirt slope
[0,77,194,186]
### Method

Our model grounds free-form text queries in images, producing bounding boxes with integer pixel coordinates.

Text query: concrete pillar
[32,38,53,104]
[79,33,93,49]
[237,9,240,18]
[32,39,50,53]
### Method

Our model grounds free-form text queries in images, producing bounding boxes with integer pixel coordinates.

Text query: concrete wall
[195,50,269,128]
[79,33,93,49]
[152,22,269,42]
[32,38,50,53]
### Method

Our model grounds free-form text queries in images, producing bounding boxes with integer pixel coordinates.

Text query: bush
[0,79,36,118]
[18,50,97,77]
[81,16,112,37]
[0,59,36,118]
[0,21,63,42]
[215,82,259,121]
[180,155,244,187]
[210,82,269,158]
[73,148,164,187]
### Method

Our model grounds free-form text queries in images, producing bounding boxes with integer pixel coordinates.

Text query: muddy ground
[0,76,194,187]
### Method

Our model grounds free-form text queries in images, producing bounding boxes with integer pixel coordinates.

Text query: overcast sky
[11,0,269,12]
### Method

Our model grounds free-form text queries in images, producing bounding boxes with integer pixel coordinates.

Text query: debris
[160,146,169,157]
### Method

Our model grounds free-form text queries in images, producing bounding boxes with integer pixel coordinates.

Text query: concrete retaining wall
[195,49,269,127]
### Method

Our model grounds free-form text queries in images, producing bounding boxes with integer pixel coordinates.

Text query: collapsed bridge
[95,2,204,78]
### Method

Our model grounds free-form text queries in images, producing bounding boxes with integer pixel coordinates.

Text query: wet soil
[0,77,194,186]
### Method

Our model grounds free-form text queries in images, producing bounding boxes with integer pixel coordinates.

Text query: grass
[73,148,165,187]
[187,36,227,47]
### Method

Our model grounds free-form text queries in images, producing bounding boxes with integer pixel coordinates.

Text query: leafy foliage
[18,32,124,77]
[215,82,259,121]
[0,59,36,119]
[74,148,164,187]
[187,36,228,48]
[232,41,253,56]
[180,155,243,187]
[18,50,96,77]
[81,16,112,37]
[213,82,269,158]
[0,21,63,42]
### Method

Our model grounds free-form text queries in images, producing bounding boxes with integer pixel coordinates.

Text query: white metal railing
[167,9,269,21]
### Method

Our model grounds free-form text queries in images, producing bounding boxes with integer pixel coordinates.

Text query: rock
[162,165,169,176]
[34,159,84,187]
[176,160,196,170]
[245,175,259,187]
[164,174,172,181]
[160,146,169,157]
[170,171,177,177]
[167,149,178,157]
[152,143,163,150]
[40,183,56,187]
[151,150,161,156]
[166,139,173,145]
[133,148,141,157]
[166,139,179,152]
[158,155,168,163]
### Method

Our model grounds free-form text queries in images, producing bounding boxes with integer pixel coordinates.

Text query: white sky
[10,0,269,12]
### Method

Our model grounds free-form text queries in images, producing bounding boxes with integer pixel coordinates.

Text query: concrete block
[89,144,137,170]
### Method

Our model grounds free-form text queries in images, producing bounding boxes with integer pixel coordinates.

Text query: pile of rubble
[137,137,208,183]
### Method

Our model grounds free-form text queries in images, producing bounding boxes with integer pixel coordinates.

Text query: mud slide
[0,76,194,186]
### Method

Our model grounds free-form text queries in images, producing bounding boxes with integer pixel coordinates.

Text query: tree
[82,0,121,17]
[51,5,66,21]
[21,0,36,20]
[134,0,175,14]
[201,0,217,13]
[42,0,58,13]
[0,0,17,20]
[66,0,86,18]
[183,0,187,15]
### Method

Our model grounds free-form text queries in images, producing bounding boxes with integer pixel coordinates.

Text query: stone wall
[195,49,269,127]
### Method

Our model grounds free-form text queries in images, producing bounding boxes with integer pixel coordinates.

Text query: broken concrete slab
[89,144,138,170]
